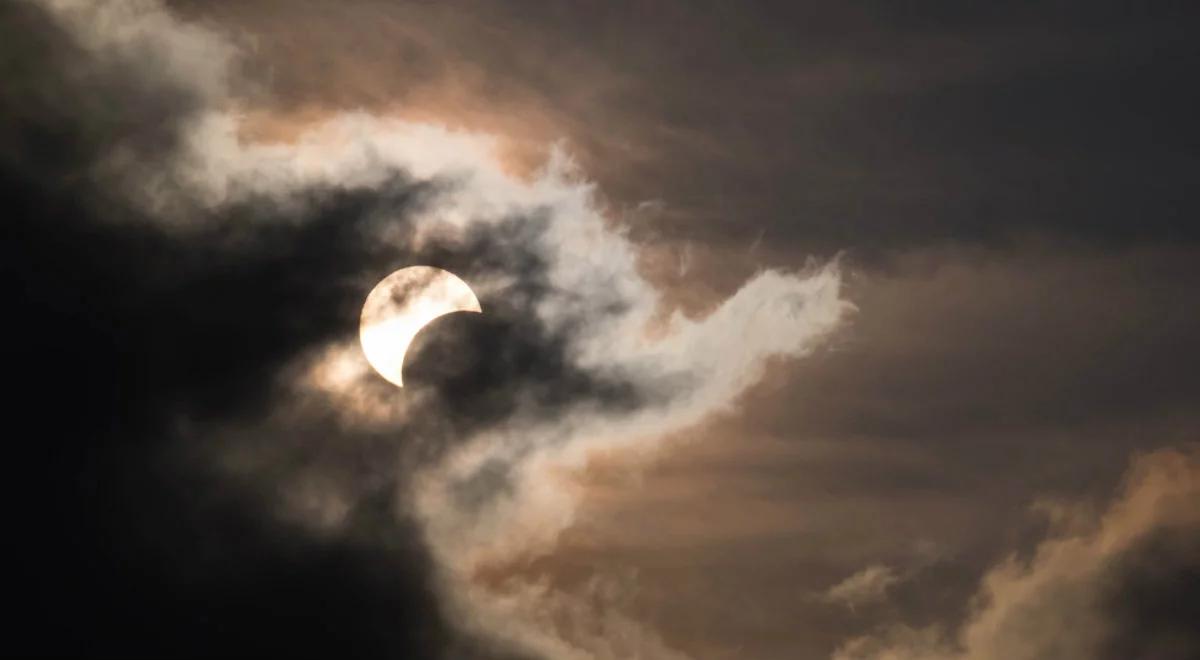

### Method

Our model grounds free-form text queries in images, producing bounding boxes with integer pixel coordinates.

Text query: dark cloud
[8,1,1200,659]
[0,3,599,658]
[403,215,645,433]
[1101,526,1200,660]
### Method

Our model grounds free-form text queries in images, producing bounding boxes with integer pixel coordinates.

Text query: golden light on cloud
[359,266,482,387]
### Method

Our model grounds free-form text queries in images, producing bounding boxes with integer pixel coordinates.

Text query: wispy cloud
[824,564,902,611]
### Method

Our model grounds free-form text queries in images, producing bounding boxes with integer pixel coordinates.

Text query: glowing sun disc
[359,266,482,387]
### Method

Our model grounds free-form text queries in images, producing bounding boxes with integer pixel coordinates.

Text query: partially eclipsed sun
[359,266,482,387]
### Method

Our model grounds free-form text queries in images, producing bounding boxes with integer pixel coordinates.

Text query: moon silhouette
[359,266,482,387]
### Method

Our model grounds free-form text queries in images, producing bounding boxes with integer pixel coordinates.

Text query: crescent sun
[359,266,482,387]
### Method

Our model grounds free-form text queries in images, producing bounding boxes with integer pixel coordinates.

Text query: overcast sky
[5,1,1198,659]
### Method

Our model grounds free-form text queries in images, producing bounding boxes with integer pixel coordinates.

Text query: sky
[4,1,1198,659]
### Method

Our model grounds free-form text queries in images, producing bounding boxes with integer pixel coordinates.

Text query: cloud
[833,446,1200,660]
[185,0,1200,252]
[11,2,1200,659]
[15,1,851,657]
[825,564,903,611]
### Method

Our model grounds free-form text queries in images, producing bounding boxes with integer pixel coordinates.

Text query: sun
[359,266,482,387]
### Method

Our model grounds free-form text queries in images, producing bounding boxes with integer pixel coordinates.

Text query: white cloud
[824,564,902,611]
